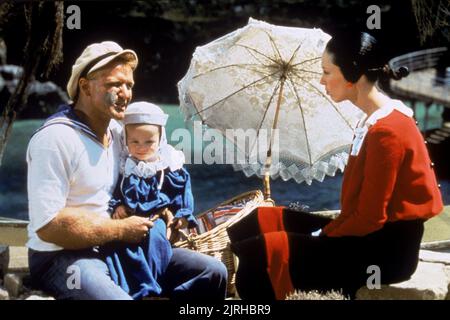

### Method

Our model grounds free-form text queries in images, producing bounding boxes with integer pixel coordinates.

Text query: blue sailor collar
[34,104,113,146]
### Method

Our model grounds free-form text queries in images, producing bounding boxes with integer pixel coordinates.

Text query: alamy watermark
[170,121,280,166]
[66,5,81,30]
[66,265,81,290]
[366,5,381,30]
[65,4,382,31]
[366,265,381,289]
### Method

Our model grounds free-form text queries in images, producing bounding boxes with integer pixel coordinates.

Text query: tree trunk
[0,112,15,167]
[0,1,63,166]
[0,62,35,166]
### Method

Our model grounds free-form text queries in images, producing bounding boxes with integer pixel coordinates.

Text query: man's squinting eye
[107,81,133,89]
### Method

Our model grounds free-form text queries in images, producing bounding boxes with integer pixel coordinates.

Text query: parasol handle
[263,150,274,203]
[263,171,274,204]
[262,78,286,204]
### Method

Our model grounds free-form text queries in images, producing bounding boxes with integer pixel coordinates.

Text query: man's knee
[205,257,228,283]
[29,250,130,300]
[66,258,131,300]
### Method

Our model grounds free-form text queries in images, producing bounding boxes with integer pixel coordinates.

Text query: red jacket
[323,109,443,237]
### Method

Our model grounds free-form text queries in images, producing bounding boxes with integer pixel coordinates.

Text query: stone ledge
[446,266,450,300]
[23,294,55,300]
[419,249,450,265]
[8,246,28,273]
[4,273,24,298]
[0,246,29,274]
[356,261,449,300]
[2,244,449,300]
[0,245,9,278]
[0,286,9,300]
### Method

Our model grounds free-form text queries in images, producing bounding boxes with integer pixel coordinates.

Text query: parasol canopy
[178,18,363,194]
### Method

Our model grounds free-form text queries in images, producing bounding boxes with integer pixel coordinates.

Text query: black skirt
[228,208,424,300]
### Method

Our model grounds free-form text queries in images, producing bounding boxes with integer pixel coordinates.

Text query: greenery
[423,206,450,243]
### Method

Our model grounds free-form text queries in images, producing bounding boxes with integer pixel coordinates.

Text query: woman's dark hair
[325,31,409,83]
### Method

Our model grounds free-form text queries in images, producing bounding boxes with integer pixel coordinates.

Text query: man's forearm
[37,207,123,250]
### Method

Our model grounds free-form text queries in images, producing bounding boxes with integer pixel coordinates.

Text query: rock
[24,295,55,300]
[22,291,55,300]
[8,247,29,273]
[25,80,69,118]
[446,266,450,300]
[0,38,6,64]
[286,289,348,300]
[0,64,69,119]
[3,273,23,298]
[0,73,4,92]
[0,286,9,300]
[0,245,9,277]
[0,223,28,247]
[421,240,450,251]
[356,262,448,300]
[0,65,23,93]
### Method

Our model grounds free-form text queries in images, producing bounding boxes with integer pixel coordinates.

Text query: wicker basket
[173,190,268,297]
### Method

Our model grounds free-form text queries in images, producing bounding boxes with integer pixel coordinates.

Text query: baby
[101,101,197,299]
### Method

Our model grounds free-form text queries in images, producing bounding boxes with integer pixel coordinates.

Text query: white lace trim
[121,145,185,178]
[232,151,350,185]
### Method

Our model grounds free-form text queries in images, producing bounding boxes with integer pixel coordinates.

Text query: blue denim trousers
[28,247,228,300]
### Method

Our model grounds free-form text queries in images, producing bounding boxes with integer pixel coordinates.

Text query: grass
[286,290,349,300]
[423,205,450,242]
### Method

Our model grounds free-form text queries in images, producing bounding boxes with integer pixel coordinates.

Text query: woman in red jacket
[228,31,444,300]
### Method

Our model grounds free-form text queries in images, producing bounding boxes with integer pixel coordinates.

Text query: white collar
[124,157,163,178]
[121,157,166,190]
[122,145,185,178]
[357,99,414,130]
[351,99,413,156]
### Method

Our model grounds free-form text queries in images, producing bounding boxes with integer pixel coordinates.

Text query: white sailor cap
[124,101,168,126]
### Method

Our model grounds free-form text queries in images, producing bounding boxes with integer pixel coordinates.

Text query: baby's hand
[167,217,187,244]
[112,205,129,220]
[167,217,184,230]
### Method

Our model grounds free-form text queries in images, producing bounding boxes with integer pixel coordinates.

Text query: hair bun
[394,66,409,79]
[382,65,409,80]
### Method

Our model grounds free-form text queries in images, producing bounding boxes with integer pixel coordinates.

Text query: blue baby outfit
[102,157,197,300]
[111,162,196,226]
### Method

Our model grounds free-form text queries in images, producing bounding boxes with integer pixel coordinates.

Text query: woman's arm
[324,126,405,237]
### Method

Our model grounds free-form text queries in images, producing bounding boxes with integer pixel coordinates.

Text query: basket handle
[177,229,198,250]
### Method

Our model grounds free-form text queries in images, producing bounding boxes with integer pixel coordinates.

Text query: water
[1,104,449,221]
[404,101,445,131]
[188,163,345,214]
[3,158,449,221]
